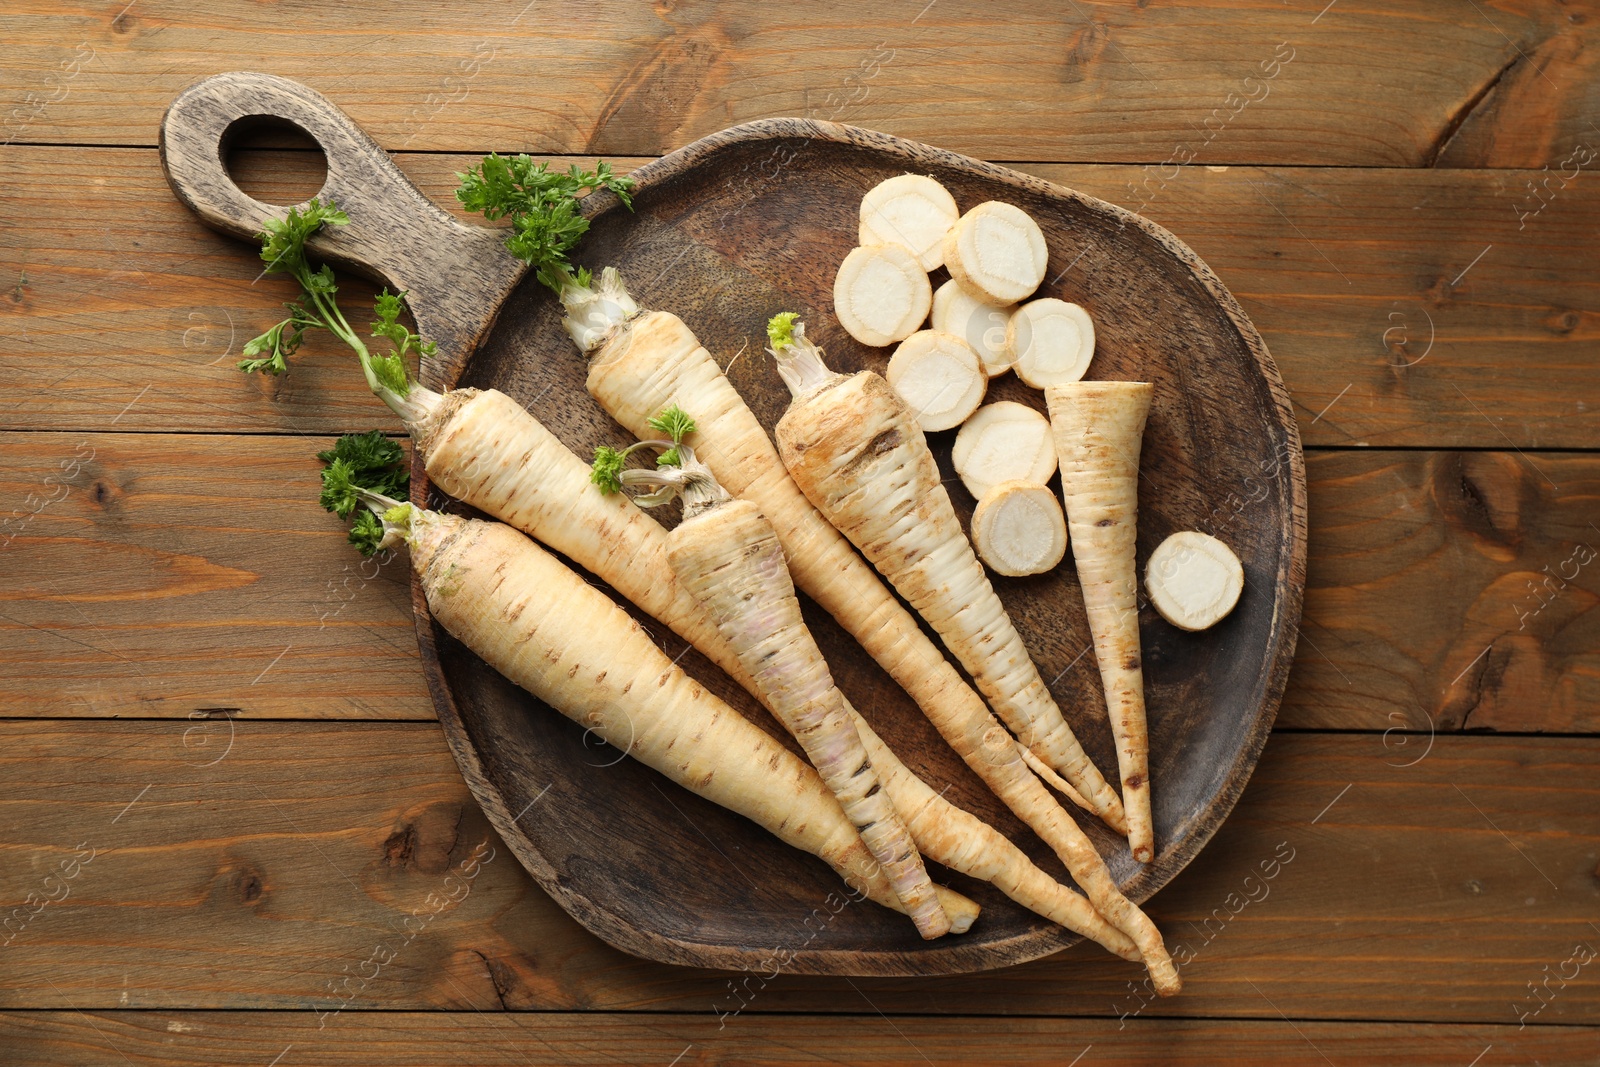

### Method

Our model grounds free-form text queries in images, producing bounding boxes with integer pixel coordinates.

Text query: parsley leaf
[455,154,636,293]
[647,405,696,445]
[240,200,356,376]
[366,289,435,400]
[316,431,409,511]
[767,311,799,351]
[258,200,348,278]
[590,445,627,494]
[348,509,386,557]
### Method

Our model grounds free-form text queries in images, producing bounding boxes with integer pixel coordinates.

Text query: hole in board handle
[221,116,330,209]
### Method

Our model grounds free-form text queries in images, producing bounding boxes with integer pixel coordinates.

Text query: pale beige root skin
[1046,381,1157,865]
[408,509,978,928]
[847,710,1142,964]
[941,201,1048,306]
[952,401,1057,500]
[858,173,959,271]
[885,330,987,432]
[931,279,1016,377]
[669,498,952,939]
[844,669,1176,992]
[1145,530,1244,631]
[581,314,1167,949]
[776,369,1126,834]
[415,387,751,688]
[1006,298,1096,389]
[971,480,1068,577]
[832,243,933,347]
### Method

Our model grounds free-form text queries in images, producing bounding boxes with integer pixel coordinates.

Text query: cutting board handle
[159,71,524,388]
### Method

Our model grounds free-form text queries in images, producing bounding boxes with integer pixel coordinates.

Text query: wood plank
[0,432,429,719]
[6,433,1597,733]
[1,724,1596,1024]
[4,1012,1596,1066]
[4,146,1596,449]
[1,1,1594,167]
[1294,450,1600,734]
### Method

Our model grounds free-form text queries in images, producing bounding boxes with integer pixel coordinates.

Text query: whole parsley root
[314,452,979,931]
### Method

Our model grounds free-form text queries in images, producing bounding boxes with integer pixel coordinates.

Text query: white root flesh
[931,280,1016,377]
[970,480,1068,577]
[941,201,1048,306]
[859,174,959,271]
[833,243,933,347]
[1145,530,1244,631]
[885,330,987,432]
[951,401,1057,500]
[1007,298,1096,389]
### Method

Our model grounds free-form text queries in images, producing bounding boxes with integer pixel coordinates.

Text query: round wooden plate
[161,73,1306,977]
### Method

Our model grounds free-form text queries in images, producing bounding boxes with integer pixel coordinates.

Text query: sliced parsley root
[315,446,977,930]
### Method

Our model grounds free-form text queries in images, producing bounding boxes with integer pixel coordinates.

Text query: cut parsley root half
[833,243,933,346]
[885,330,987,431]
[1007,298,1095,389]
[941,201,1048,305]
[971,480,1068,577]
[952,401,1057,500]
[931,279,1016,377]
[859,174,959,271]
[1144,531,1244,631]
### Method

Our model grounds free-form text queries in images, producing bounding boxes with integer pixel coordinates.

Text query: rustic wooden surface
[2,0,1598,1062]
[6,1013,1600,1066]
[6,146,1598,448]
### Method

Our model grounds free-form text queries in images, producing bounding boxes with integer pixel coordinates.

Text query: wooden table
[3,2,1597,1063]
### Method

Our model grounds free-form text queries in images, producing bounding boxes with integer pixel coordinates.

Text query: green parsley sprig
[766,311,800,352]
[316,432,411,555]
[239,200,433,410]
[589,405,698,495]
[455,155,636,293]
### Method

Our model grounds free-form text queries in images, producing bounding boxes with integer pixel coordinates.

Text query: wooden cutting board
[160,71,1305,977]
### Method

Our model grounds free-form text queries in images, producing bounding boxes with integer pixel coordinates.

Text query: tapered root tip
[932,886,979,935]
[1149,959,1182,997]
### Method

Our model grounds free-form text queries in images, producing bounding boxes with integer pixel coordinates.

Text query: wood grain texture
[1,1,1595,167]
[158,73,525,379]
[1294,450,1600,734]
[0,432,429,719]
[2,723,1596,1024]
[4,1012,1598,1066]
[4,146,1595,448]
[5,435,1594,734]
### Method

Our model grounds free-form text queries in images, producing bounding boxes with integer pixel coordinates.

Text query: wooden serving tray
[160,72,1305,977]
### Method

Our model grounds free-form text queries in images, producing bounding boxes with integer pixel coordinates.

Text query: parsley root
[1047,381,1157,864]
